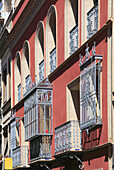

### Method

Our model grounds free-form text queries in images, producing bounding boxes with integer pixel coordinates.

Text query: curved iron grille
[80,59,101,129]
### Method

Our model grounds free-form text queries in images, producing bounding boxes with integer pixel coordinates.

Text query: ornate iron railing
[87,3,98,39]
[79,42,102,130]
[69,25,78,56]
[80,58,102,129]
[18,83,21,102]
[55,120,81,154]
[39,59,44,82]
[25,75,30,91]
[12,146,28,168]
[50,47,56,73]
[30,135,52,162]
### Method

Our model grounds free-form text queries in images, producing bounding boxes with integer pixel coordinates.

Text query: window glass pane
[34,106,36,134]
[27,111,29,124]
[38,105,44,133]
[31,109,32,123]
[27,126,29,139]
[29,111,31,124]
[32,108,33,122]
[25,127,27,140]
[32,123,33,136]
[28,125,29,139]
[45,105,51,119]
[45,105,52,133]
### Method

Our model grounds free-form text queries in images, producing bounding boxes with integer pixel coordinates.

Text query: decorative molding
[23,76,52,98]
[24,76,52,112]
[8,0,46,49]
[24,92,36,113]
[79,42,96,67]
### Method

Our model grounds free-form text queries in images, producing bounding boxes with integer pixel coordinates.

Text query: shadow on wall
[82,125,102,149]
[81,144,111,167]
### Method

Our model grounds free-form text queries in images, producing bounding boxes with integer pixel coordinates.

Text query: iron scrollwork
[70,155,84,169]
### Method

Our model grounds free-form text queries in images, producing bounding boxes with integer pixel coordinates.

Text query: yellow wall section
[5,158,12,169]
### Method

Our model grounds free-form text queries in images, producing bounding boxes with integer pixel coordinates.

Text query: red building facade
[0,0,114,169]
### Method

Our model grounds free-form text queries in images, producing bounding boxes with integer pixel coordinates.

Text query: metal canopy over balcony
[24,77,53,141]
[87,3,98,39]
[55,120,81,155]
[69,25,78,56]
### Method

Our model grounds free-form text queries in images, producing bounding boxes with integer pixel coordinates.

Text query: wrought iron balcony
[18,83,21,102]
[80,54,102,130]
[87,3,98,39]
[24,77,53,141]
[50,47,56,73]
[69,25,78,56]
[30,135,52,162]
[12,146,28,168]
[39,59,44,82]
[55,120,81,154]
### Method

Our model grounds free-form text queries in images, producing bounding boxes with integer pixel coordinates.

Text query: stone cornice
[12,0,25,21]
[8,0,46,49]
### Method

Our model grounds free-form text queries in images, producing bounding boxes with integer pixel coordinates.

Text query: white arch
[35,21,44,81]
[64,0,78,59]
[14,51,21,104]
[46,5,57,76]
[81,0,98,43]
[22,40,30,92]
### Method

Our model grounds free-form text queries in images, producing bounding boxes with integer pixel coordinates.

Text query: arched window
[65,0,78,58]
[46,5,57,75]
[35,21,44,82]
[15,52,21,103]
[22,41,30,93]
